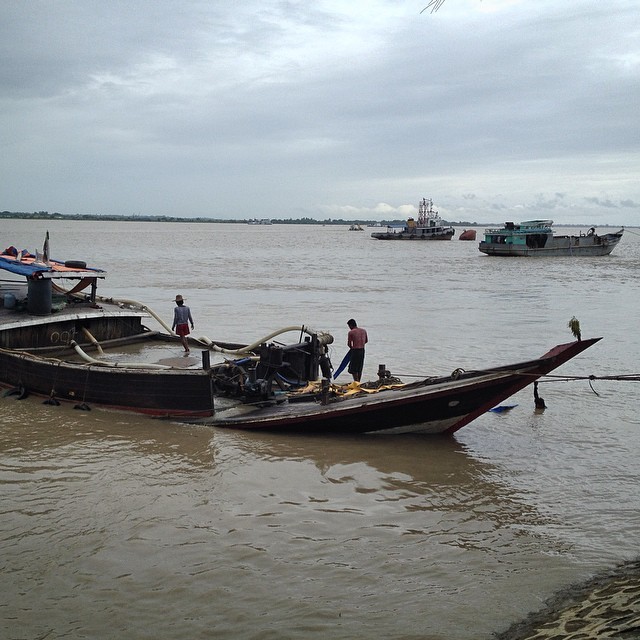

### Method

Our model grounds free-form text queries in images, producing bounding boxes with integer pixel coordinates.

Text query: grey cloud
[0,0,638,223]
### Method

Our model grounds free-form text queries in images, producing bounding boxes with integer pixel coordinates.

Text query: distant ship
[371,198,455,240]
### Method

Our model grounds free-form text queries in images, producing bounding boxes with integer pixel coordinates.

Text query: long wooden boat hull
[208,338,601,435]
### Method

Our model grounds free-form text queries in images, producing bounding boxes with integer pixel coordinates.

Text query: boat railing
[484,223,553,234]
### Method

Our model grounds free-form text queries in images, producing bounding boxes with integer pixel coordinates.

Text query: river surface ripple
[1,220,639,639]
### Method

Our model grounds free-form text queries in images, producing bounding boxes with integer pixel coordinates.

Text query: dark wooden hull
[0,311,147,350]
[371,230,454,240]
[209,339,601,434]
[0,347,215,417]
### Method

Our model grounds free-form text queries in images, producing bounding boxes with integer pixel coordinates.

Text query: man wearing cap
[172,295,195,353]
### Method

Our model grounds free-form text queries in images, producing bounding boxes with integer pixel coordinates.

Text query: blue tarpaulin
[0,255,104,278]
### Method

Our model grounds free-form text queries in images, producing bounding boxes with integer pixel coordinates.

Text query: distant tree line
[0,210,480,226]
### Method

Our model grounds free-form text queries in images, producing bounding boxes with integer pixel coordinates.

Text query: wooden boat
[0,237,602,433]
[0,242,333,418]
[479,220,624,256]
[459,229,477,241]
[371,198,455,240]
[205,338,600,434]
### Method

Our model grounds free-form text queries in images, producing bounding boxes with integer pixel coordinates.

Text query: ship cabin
[482,220,554,249]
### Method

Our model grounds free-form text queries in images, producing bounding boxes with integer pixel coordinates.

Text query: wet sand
[496,559,640,639]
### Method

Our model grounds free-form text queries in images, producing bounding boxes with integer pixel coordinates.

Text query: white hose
[94,296,176,334]
[61,287,334,356]
[98,296,217,347]
[199,325,334,355]
[70,341,171,369]
[81,327,104,355]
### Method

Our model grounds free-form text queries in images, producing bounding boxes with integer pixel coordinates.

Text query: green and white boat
[479,220,624,257]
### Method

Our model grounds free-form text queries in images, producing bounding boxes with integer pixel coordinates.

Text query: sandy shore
[495,559,640,639]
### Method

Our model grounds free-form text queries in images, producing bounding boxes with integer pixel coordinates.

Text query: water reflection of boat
[229,430,495,489]
[479,221,624,256]
[217,429,550,529]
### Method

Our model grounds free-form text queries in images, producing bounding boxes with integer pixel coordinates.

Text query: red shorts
[175,323,190,336]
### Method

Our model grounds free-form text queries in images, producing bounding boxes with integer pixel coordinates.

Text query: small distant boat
[371,198,455,241]
[479,221,624,257]
[459,229,477,241]
[247,218,273,225]
[349,224,364,231]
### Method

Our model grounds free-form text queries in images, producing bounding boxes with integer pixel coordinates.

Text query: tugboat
[371,198,455,240]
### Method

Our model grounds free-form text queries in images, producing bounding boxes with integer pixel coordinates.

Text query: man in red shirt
[347,318,368,382]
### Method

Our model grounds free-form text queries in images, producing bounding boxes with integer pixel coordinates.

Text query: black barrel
[27,278,52,315]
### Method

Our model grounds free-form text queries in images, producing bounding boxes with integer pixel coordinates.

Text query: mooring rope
[536,373,640,396]
[386,369,640,401]
[538,373,640,382]
[391,370,640,382]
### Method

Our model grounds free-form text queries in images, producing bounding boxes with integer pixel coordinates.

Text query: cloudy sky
[1,0,638,224]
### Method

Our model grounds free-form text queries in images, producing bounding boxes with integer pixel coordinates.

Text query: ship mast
[418,197,434,226]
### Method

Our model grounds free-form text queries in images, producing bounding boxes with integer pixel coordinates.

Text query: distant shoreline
[0,211,623,228]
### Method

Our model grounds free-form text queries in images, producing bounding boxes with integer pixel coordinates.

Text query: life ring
[64,260,87,269]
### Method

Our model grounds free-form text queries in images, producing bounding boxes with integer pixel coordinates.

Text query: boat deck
[0,289,147,330]
[0,288,234,371]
